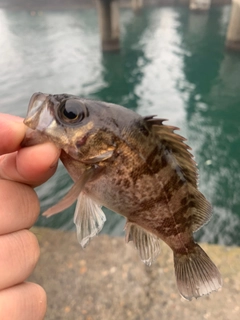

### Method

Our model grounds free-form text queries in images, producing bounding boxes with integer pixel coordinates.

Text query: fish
[23,92,222,300]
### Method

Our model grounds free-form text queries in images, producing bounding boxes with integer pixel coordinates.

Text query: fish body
[23,92,222,300]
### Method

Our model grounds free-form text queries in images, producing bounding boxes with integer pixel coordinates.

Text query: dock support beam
[226,0,240,51]
[132,0,143,12]
[189,0,211,11]
[96,0,120,51]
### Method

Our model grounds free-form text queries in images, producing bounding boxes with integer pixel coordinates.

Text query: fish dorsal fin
[145,117,198,188]
[74,192,106,248]
[145,117,212,231]
[189,186,212,232]
[125,222,161,266]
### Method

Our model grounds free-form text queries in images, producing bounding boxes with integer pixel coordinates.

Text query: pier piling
[189,0,211,11]
[132,0,144,12]
[96,0,120,51]
[226,0,240,52]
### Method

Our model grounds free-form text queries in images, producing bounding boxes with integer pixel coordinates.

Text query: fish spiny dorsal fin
[145,116,198,188]
[125,221,161,266]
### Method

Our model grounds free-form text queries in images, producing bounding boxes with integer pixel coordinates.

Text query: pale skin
[0,113,60,320]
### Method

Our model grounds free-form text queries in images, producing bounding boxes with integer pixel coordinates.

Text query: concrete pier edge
[29,227,240,320]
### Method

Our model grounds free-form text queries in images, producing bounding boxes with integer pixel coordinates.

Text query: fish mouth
[23,92,54,131]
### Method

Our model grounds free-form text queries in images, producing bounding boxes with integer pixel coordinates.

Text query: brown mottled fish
[23,92,222,300]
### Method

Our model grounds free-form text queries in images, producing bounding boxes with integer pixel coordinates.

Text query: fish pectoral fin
[42,167,96,217]
[74,193,106,248]
[174,243,222,301]
[82,149,114,164]
[125,222,161,266]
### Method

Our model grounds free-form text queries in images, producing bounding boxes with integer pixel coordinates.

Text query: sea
[1,4,240,246]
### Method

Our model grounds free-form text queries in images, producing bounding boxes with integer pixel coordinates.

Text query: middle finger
[0,229,40,290]
[0,180,39,235]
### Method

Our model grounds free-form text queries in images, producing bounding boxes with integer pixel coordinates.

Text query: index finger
[0,113,61,186]
[0,114,26,155]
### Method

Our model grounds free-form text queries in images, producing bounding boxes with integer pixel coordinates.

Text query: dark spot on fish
[119,153,130,166]
[136,192,166,211]
[116,168,124,175]
[111,117,119,128]
[180,197,188,206]
[111,177,117,184]
[76,135,88,148]
[138,123,150,137]
[123,178,131,189]
[161,154,168,168]
[155,201,196,237]
[188,200,195,208]
[130,164,151,183]
[162,174,185,202]
[160,217,172,229]
[157,219,191,237]
[116,179,122,186]
[151,158,161,174]
[146,146,159,166]
[161,139,167,145]
[173,203,196,221]
[156,220,179,237]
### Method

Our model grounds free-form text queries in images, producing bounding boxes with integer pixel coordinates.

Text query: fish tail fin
[173,243,222,301]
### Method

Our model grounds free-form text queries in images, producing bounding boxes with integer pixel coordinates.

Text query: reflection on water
[176,6,240,245]
[1,6,240,245]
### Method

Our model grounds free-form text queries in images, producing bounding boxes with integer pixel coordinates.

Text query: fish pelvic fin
[174,243,222,301]
[74,193,106,248]
[125,222,161,266]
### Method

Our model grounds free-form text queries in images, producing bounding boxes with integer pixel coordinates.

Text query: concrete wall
[29,228,240,320]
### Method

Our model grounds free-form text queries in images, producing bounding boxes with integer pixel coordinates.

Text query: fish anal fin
[74,193,106,248]
[174,243,222,301]
[125,222,161,266]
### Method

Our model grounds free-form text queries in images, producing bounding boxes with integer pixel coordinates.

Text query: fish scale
[23,92,222,301]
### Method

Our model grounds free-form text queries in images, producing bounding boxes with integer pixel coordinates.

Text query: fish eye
[58,99,86,124]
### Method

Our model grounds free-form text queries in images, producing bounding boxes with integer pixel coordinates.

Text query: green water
[1,5,240,245]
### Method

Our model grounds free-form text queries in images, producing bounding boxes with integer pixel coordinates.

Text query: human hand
[0,113,60,320]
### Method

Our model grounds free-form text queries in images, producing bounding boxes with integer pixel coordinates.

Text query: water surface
[1,5,240,246]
